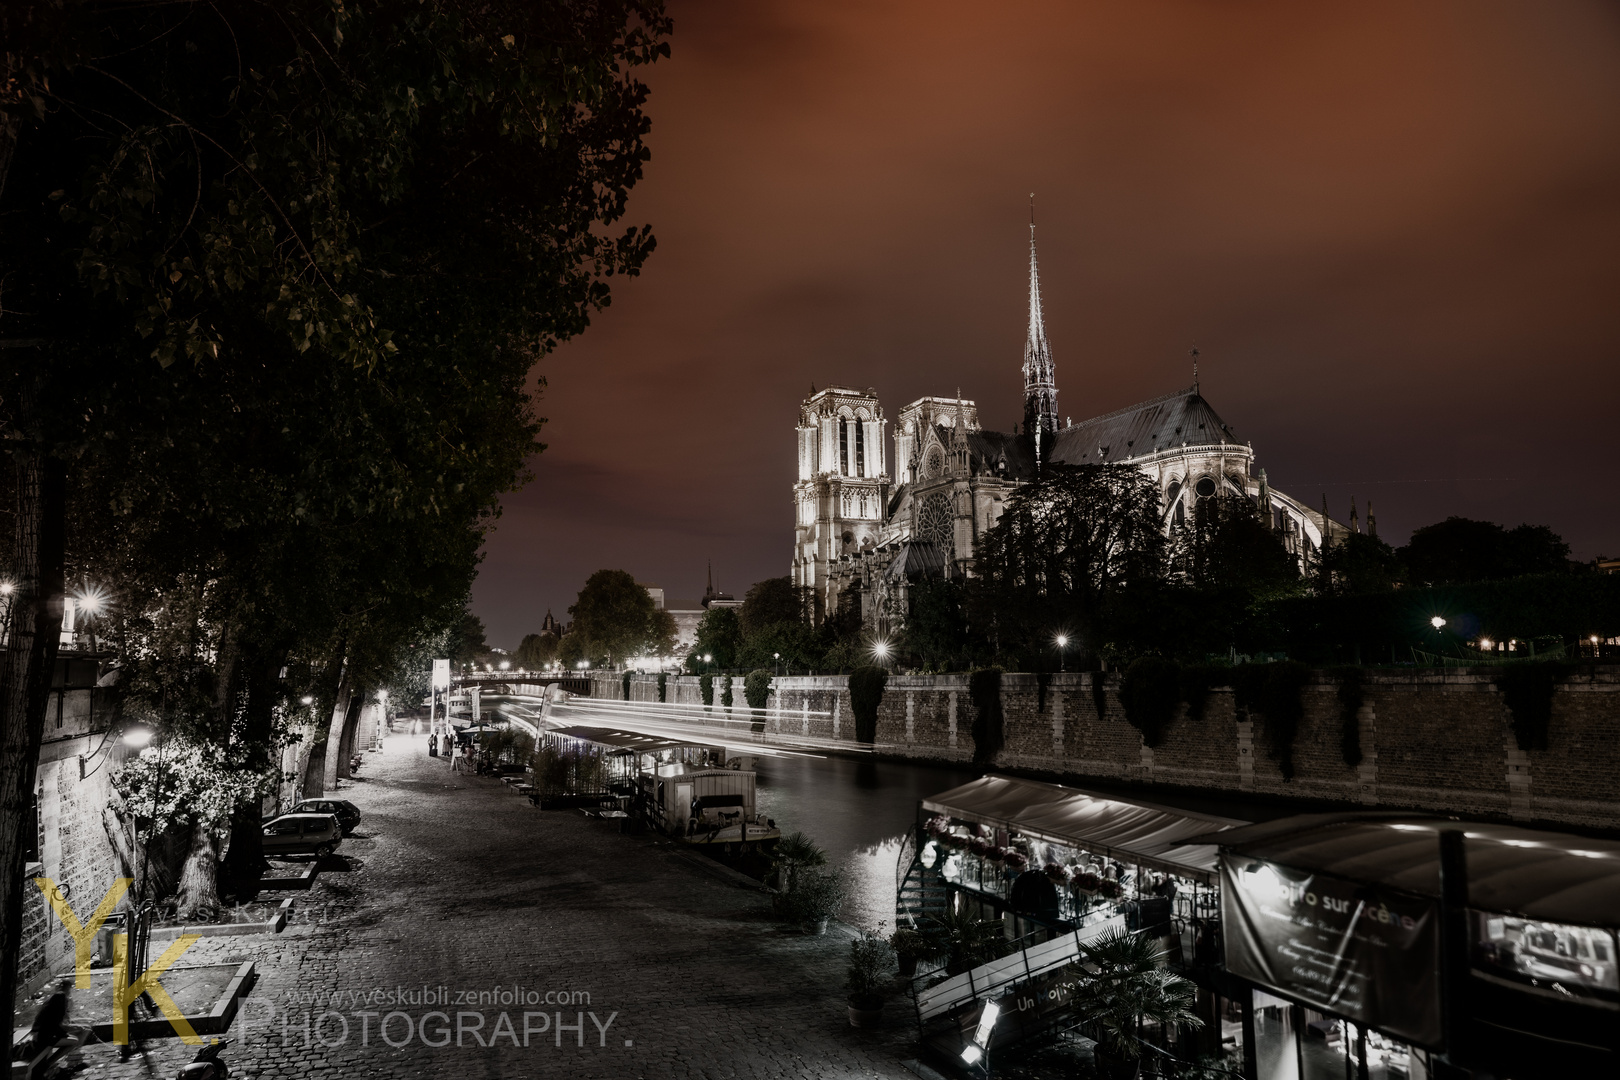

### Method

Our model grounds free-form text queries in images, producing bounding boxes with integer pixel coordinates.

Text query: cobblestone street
[70,733,920,1080]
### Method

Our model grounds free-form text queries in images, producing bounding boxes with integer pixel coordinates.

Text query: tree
[903,577,971,670]
[1322,532,1403,595]
[740,577,811,637]
[454,612,493,670]
[1173,496,1301,599]
[0,0,671,1036]
[689,607,742,670]
[568,570,662,666]
[1400,517,1572,585]
[973,463,1168,668]
[515,632,560,670]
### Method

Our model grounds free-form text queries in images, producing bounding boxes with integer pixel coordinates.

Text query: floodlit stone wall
[592,668,1620,831]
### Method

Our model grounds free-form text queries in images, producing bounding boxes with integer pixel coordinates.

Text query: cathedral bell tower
[1022,197,1060,455]
[792,386,889,615]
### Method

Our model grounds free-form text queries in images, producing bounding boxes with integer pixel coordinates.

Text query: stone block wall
[584,667,1620,832]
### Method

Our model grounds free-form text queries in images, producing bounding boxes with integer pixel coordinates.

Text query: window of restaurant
[1251,990,1434,1080]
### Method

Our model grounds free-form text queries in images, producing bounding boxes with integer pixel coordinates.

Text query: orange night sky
[472,0,1620,646]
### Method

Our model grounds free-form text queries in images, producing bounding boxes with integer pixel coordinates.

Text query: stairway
[895,835,950,928]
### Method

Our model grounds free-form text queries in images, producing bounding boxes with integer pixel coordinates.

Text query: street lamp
[499,660,511,671]
[1055,634,1069,673]
[1430,616,1446,630]
[774,651,781,677]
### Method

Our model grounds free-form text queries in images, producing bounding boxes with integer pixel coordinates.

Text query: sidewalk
[65,732,918,1079]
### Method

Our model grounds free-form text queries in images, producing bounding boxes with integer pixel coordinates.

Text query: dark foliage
[1400,518,1571,586]
[1322,533,1403,595]
[848,666,888,744]
[699,672,714,707]
[656,672,667,703]
[1036,671,1052,714]
[621,671,632,700]
[1494,662,1570,752]
[969,668,1005,764]
[1118,658,1182,748]
[1334,668,1364,768]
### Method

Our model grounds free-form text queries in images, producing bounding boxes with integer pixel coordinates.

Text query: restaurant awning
[1200,814,1620,928]
[921,775,1249,885]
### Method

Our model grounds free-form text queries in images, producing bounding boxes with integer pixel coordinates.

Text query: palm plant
[1070,929,1203,1078]
[770,831,827,894]
[931,906,1006,975]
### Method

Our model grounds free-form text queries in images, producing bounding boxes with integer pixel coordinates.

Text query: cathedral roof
[1049,387,1239,466]
[881,540,948,583]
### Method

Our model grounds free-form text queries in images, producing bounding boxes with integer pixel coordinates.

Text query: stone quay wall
[584,668,1620,833]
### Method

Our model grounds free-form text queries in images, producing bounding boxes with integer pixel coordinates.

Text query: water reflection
[753,754,978,932]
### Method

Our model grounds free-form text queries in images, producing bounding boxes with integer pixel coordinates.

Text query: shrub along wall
[589,667,1620,831]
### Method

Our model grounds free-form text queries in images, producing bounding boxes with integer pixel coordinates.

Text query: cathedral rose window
[918,493,953,549]
[1195,476,1217,499]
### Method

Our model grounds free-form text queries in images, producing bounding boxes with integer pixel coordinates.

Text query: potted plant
[1098,877,1123,900]
[924,815,951,839]
[1072,870,1102,896]
[789,869,845,934]
[1002,850,1028,873]
[1044,861,1070,885]
[1070,929,1204,1079]
[846,930,895,1027]
[967,836,992,858]
[770,830,827,901]
[889,926,940,979]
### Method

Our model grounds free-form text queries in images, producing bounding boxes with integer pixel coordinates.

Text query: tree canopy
[568,569,666,665]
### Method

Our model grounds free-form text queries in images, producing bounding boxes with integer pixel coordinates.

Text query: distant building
[642,584,665,610]
[793,219,1348,629]
[701,562,741,609]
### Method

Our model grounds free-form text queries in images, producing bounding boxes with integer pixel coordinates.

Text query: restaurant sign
[1221,856,1442,1047]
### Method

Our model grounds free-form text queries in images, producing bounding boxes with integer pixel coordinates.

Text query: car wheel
[316,843,336,858]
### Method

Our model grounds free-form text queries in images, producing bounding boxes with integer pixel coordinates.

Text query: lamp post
[1055,634,1069,673]
[873,641,891,670]
[774,651,781,677]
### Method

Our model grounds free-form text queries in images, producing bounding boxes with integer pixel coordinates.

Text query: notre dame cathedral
[791,219,1349,628]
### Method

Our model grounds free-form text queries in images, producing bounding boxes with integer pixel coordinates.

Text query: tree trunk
[219,647,287,900]
[320,666,352,793]
[0,447,66,1050]
[173,819,220,920]
[337,693,364,780]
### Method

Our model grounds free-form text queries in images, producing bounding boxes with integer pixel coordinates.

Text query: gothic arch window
[839,417,850,475]
[918,493,952,549]
[1194,476,1217,499]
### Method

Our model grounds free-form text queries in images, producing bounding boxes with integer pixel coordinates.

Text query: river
[751,753,979,933]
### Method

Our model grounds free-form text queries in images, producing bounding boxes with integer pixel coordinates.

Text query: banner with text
[1221,856,1442,1048]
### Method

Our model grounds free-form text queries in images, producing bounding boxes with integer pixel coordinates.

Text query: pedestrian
[451,740,463,773]
[428,732,438,757]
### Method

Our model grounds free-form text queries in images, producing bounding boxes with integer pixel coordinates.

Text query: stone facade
[589,668,1620,832]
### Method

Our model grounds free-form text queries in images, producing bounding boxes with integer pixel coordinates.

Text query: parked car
[261,813,342,857]
[291,798,362,835]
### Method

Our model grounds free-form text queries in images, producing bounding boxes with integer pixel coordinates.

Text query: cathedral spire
[1023,194,1059,440]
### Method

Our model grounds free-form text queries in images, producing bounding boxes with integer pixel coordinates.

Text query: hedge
[700,672,714,706]
[849,666,887,744]
[744,669,773,710]
[969,668,1004,764]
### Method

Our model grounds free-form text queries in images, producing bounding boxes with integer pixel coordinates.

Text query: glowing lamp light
[300,695,314,706]
[972,999,1000,1046]
[499,660,511,670]
[703,654,712,663]
[873,641,891,659]
[1055,634,1068,648]
[0,582,13,595]
[74,585,109,617]
[1479,639,1492,651]
[961,1044,983,1066]
[121,726,153,748]
[1430,616,1447,630]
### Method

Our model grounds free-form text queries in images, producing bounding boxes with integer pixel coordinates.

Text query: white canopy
[922,775,1248,885]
